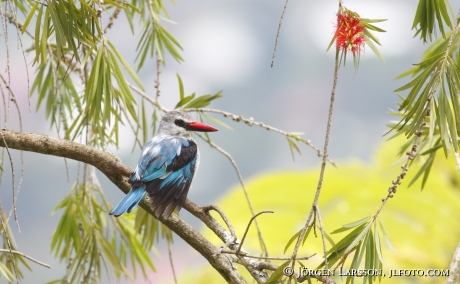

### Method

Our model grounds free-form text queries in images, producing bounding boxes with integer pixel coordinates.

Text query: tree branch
[447,242,460,284]
[0,129,279,283]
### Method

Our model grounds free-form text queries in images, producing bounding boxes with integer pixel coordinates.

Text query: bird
[109,110,217,219]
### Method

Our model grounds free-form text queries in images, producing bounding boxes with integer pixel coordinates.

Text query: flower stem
[288,48,340,282]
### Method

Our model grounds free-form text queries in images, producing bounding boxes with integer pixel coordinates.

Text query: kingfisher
[109,110,218,219]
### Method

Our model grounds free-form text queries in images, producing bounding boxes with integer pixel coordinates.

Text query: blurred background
[1,0,459,283]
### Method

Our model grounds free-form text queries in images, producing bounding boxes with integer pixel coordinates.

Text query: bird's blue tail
[109,186,146,217]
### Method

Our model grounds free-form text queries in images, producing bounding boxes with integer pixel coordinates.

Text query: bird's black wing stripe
[166,140,197,172]
[145,178,191,218]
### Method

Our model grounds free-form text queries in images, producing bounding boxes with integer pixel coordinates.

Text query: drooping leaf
[284,226,312,254]
[345,220,373,254]
[266,260,290,284]
[181,92,223,109]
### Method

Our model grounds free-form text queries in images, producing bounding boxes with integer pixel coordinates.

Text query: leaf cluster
[317,217,391,284]
[24,0,182,148]
[50,181,155,283]
[7,0,227,281]
[391,11,460,187]
[174,75,223,110]
[275,215,391,284]
[412,0,454,42]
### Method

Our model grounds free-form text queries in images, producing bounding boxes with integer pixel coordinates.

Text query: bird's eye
[174,119,186,128]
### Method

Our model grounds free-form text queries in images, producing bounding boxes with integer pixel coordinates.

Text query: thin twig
[221,250,315,262]
[236,210,273,255]
[189,108,335,166]
[121,106,144,149]
[1,6,11,92]
[2,7,31,115]
[0,10,34,38]
[103,8,121,34]
[314,205,328,271]
[0,248,52,268]
[96,0,104,28]
[271,0,289,68]
[0,10,32,112]
[0,212,19,284]
[288,45,341,284]
[0,131,17,227]
[196,132,270,258]
[127,82,168,112]
[0,74,23,136]
[30,0,47,6]
[166,240,178,284]
[202,205,236,238]
[152,55,163,135]
[154,56,162,105]
[0,74,23,231]
[374,111,427,219]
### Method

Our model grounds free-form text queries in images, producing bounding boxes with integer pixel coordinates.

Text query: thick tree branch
[447,242,460,284]
[0,129,130,191]
[0,129,276,283]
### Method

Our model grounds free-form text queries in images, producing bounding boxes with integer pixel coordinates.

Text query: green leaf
[364,232,375,284]
[361,18,387,24]
[373,222,383,263]
[412,0,454,42]
[107,40,145,91]
[364,36,385,63]
[326,34,336,52]
[378,220,393,252]
[287,136,302,161]
[345,220,373,254]
[321,229,336,247]
[266,260,290,284]
[160,26,184,61]
[347,244,362,284]
[135,18,183,70]
[108,47,138,121]
[135,208,160,249]
[283,226,312,254]
[182,92,223,109]
[35,5,46,63]
[177,74,185,100]
[326,223,367,255]
[284,230,301,254]
[175,93,196,109]
[408,148,436,189]
[141,100,148,145]
[420,143,442,155]
[342,216,372,229]
[22,2,39,33]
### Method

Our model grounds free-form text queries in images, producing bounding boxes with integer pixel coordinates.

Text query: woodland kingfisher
[109,110,218,219]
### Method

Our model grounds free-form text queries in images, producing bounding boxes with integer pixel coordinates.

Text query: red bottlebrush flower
[335,9,365,57]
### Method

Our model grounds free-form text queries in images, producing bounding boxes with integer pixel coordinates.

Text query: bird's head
[158,110,218,137]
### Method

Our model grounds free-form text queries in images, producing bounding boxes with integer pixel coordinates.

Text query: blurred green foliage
[175,137,460,283]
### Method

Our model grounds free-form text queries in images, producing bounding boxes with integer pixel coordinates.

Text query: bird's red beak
[187,121,218,132]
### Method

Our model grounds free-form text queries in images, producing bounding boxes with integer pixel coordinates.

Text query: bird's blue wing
[143,138,198,218]
[111,135,198,219]
[131,136,185,182]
